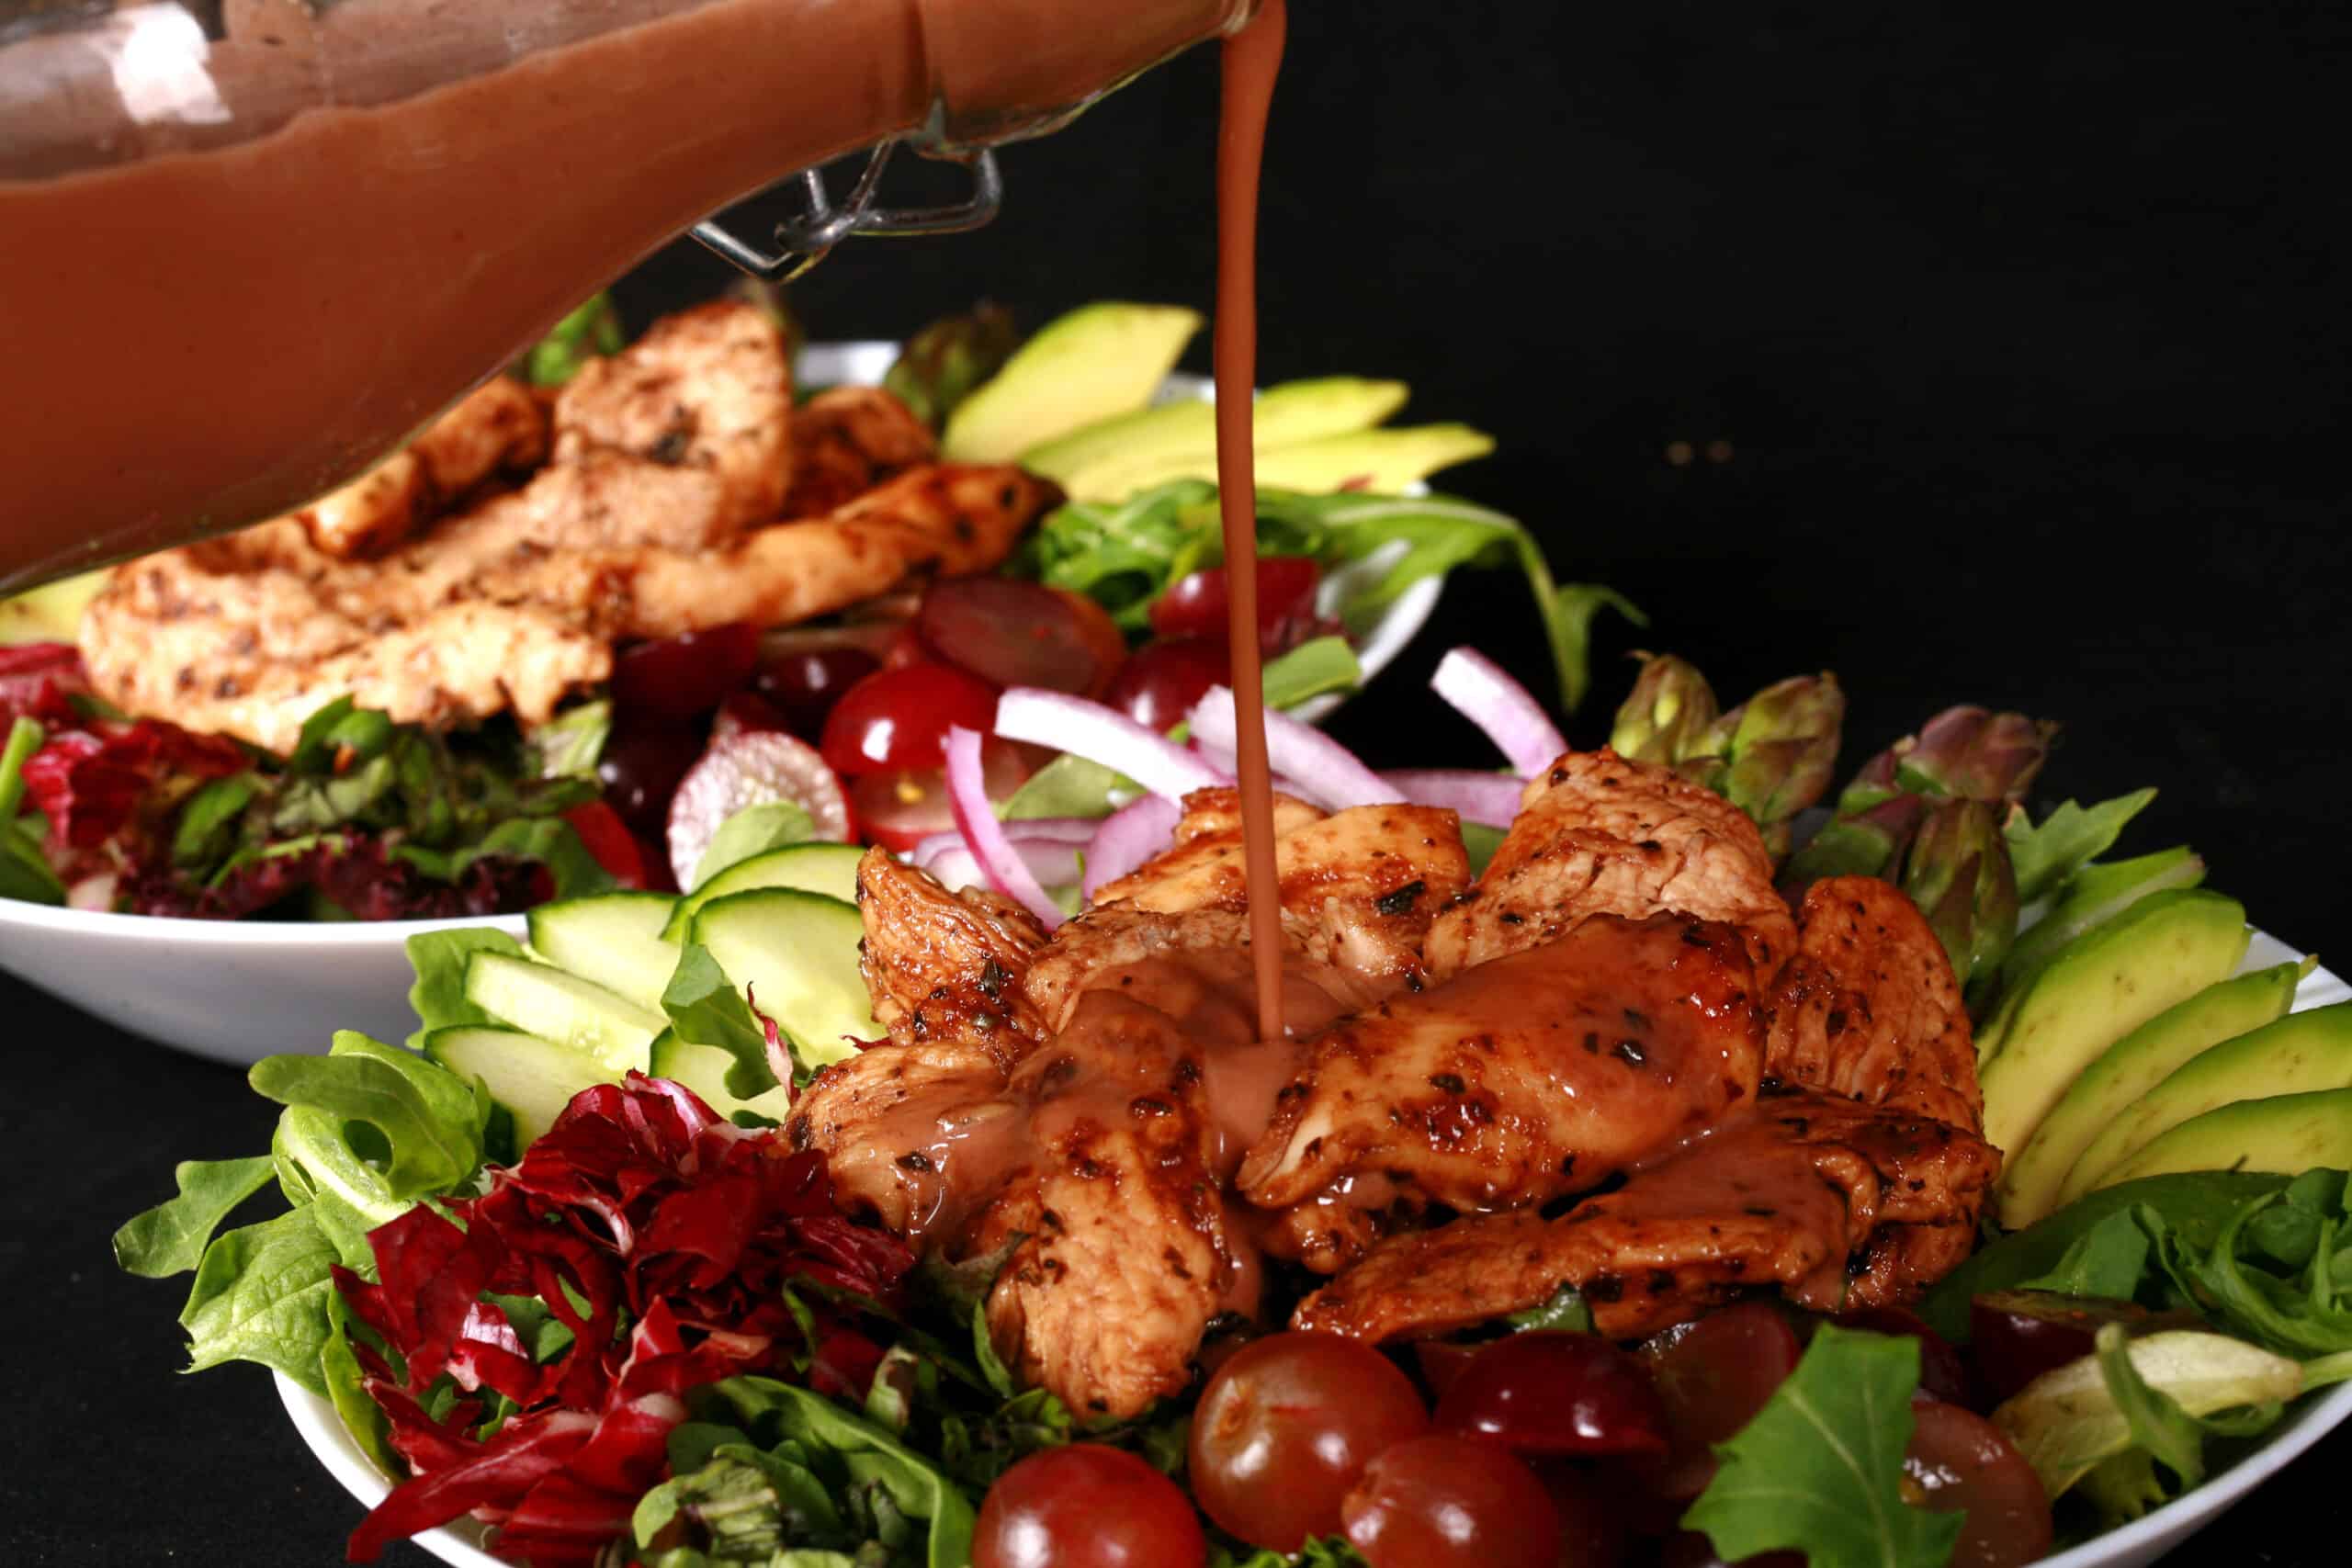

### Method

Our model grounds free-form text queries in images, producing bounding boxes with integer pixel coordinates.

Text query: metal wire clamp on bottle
[690,141,1006,281]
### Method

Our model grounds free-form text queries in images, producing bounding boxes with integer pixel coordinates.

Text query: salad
[0,289,1605,920]
[116,639,2352,1568]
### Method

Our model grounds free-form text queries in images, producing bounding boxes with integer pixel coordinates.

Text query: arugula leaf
[1681,1324,1962,1568]
[1214,1541,1369,1568]
[702,1376,978,1568]
[250,1032,486,1205]
[402,926,527,1049]
[178,1205,342,1393]
[0,717,61,905]
[663,942,786,1099]
[391,813,614,898]
[1506,1282,1595,1334]
[2144,1172,2352,1357]
[170,774,259,868]
[112,1156,277,1278]
[2006,788,2159,906]
[0,713,42,822]
[693,801,818,891]
[2015,1207,2152,1300]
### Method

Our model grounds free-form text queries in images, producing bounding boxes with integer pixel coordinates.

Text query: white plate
[0,343,1439,1066]
[277,932,2352,1568]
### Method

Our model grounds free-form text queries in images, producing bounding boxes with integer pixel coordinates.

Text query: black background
[7,2,2351,1562]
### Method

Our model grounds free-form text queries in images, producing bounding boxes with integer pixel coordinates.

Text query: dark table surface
[7,4,2350,1564]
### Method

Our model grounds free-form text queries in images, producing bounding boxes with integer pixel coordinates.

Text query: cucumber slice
[424,1025,616,1149]
[464,951,664,1073]
[661,842,865,942]
[650,1031,797,1122]
[528,890,681,1013]
[687,887,881,1071]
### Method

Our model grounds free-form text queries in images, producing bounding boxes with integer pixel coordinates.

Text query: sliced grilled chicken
[855,849,1050,1067]
[1239,914,1766,1268]
[1425,750,1796,982]
[1293,1088,1999,1341]
[783,385,938,516]
[298,376,548,559]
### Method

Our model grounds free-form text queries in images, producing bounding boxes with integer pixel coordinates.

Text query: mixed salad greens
[0,292,1622,919]
[115,637,2352,1568]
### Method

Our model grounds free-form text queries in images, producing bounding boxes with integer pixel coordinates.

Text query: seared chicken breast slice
[1293,1088,1998,1342]
[1239,914,1766,1262]
[783,386,939,516]
[786,1041,1021,1243]
[297,376,548,559]
[1425,750,1796,982]
[1765,875,1984,1131]
[549,299,794,539]
[855,849,1050,1067]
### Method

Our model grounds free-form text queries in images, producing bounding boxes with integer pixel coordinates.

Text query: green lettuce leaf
[1681,1324,1962,1568]
[2014,1207,2152,1300]
[532,700,612,780]
[1506,1282,1595,1334]
[1214,1541,1369,1568]
[663,942,786,1099]
[112,1156,277,1278]
[403,926,528,1050]
[250,1032,485,1206]
[521,292,625,386]
[178,1206,342,1393]
[693,801,818,892]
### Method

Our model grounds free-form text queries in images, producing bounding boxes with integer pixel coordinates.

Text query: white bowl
[272,931,2352,1568]
[0,341,1442,1066]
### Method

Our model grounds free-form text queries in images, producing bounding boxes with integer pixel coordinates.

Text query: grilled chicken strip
[1239,914,1766,1269]
[1765,875,1984,1130]
[1293,1088,1999,1341]
[1424,750,1796,982]
[298,376,548,559]
[783,386,939,516]
[854,848,1051,1066]
[505,463,1060,641]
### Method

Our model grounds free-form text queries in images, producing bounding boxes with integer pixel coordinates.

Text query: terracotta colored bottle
[0,0,1253,590]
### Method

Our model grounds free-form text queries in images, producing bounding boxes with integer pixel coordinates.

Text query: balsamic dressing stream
[1214,0,1291,1043]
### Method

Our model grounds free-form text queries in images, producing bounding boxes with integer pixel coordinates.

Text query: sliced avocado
[1022,376,1409,486]
[1996,959,2312,1228]
[1062,423,1495,503]
[1987,848,2208,1034]
[0,568,107,645]
[2091,1086,2352,1190]
[941,302,1203,462]
[1977,889,2249,1168]
[2061,1000,2352,1203]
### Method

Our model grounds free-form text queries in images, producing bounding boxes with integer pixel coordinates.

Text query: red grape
[1433,1332,1668,1458]
[1836,1306,1974,1409]
[1902,1398,2052,1568]
[1340,1432,1562,1568]
[1150,557,1322,650]
[1101,637,1230,731]
[752,645,882,735]
[1968,1292,2174,1404]
[1189,1331,1430,1551]
[1657,1531,1804,1568]
[847,739,1030,854]
[597,719,703,837]
[611,622,763,717]
[1642,1303,1804,1499]
[918,577,1127,695]
[1530,1460,1633,1568]
[818,662,1001,777]
[972,1445,1205,1568]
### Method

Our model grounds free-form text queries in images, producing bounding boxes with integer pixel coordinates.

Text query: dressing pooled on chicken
[787,750,1999,1420]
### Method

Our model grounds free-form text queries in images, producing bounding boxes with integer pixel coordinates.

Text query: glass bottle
[0,0,1252,588]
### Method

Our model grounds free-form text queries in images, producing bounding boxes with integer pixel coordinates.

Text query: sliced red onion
[1082,795,1182,901]
[910,816,1097,872]
[993,687,1227,802]
[1186,686,1403,811]
[924,840,1086,897]
[944,725,1064,929]
[1430,647,1566,777]
[1381,769,1527,828]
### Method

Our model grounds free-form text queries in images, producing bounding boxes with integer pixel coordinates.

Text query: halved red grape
[1150,557,1322,650]
[1967,1291,2174,1404]
[1101,637,1230,731]
[1189,1331,1430,1551]
[972,1445,1205,1568]
[1340,1433,1562,1568]
[611,622,763,717]
[1902,1397,2052,1568]
[818,662,1001,777]
[1433,1332,1668,1458]
[1642,1303,1804,1499]
[1412,1339,1482,1403]
[919,577,1126,695]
